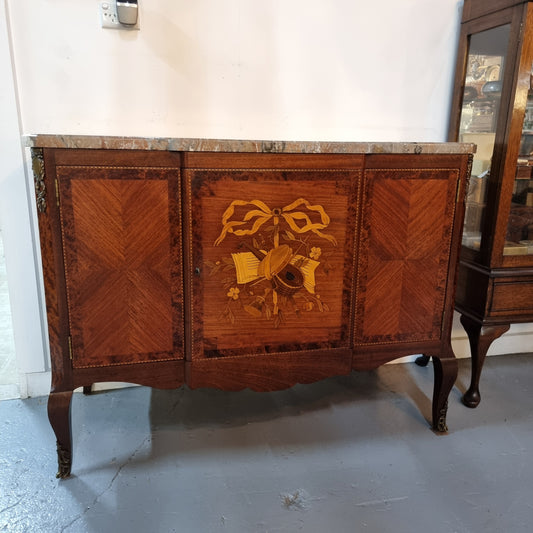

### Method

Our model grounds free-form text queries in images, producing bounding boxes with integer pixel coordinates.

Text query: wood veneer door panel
[185,163,361,361]
[356,165,460,345]
[58,160,184,368]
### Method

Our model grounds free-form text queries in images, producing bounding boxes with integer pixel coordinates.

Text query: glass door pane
[459,24,511,251]
[504,65,533,256]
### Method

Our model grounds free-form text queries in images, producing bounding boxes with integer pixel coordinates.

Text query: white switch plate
[99,2,139,30]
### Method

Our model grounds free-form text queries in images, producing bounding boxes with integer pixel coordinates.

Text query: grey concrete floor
[1,354,533,533]
[0,230,18,400]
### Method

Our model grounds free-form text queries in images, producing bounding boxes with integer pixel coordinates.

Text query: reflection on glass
[504,65,533,256]
[459,24,511,250]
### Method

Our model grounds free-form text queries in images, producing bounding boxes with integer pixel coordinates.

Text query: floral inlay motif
[206,198,337,328]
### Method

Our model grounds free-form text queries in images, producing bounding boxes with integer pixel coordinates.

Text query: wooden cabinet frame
[29,141,472,478]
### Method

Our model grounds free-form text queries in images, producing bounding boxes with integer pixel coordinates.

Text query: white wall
[2,0,532,396]
[9,0,461,141]
[1,1,48,398]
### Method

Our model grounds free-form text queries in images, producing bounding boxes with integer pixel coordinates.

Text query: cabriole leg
[431,356,458,432]
[460,315,509,408]
[47,390,73,478]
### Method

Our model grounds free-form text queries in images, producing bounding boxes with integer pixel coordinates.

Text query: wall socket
[99,2,139,30]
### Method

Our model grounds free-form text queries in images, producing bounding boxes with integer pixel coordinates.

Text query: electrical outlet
[100,2,119,28]
[99,2,139,30]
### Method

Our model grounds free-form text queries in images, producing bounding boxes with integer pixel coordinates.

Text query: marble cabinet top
[23,134,475,154]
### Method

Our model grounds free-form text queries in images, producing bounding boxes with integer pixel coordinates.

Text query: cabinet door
[184,153,362,374]
[55,150,184,368]
[355,156,462,346]
[453,21,512,256]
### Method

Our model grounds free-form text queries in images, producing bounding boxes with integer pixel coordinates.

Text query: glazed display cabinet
[449,0,533,407]
[26,135,473,477]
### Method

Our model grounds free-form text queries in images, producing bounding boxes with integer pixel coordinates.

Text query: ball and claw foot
[462,388,481,408]
[415,355,431,367]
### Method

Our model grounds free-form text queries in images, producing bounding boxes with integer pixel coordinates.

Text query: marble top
[23,134,475,154]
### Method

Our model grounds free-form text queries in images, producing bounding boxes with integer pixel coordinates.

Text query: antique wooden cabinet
[26,135,473,478]
[445,0,533,407]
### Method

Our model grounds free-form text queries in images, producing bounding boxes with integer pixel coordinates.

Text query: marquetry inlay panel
[355,168,459,344]
[57,166,184,368]
[186,167,362,360]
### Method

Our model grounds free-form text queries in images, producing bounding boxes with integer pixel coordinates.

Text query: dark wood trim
[186,349,352,391]
[72,360,185,390]
[40,148,73,393]
[462,0,528,22]
[182,151,365,170]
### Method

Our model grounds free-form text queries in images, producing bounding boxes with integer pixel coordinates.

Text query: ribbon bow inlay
[214,198,337,246]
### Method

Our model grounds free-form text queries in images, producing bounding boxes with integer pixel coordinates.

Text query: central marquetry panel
[356,168,459,344]
[187,167,361,360]
[58,166,184,368]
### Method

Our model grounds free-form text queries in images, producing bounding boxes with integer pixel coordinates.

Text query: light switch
[117,1,138,26]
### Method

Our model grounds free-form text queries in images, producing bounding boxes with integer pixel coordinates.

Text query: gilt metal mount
[31,148,46,213]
